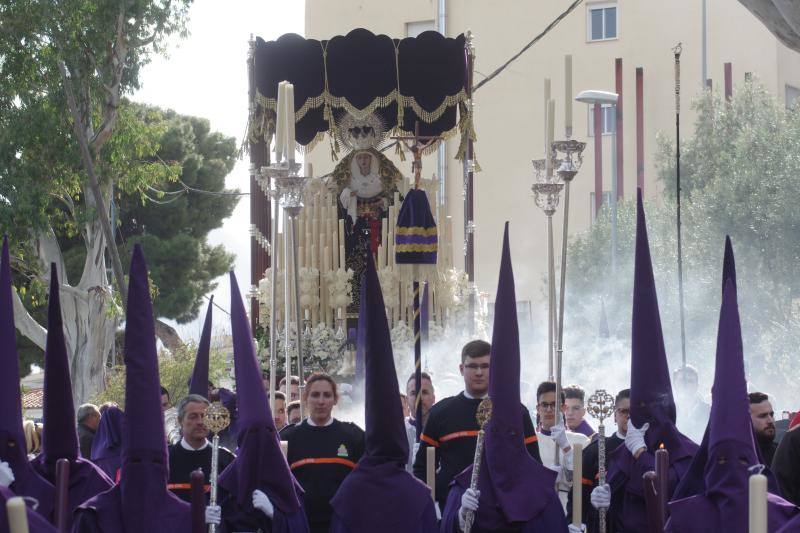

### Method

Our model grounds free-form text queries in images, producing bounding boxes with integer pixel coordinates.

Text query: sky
[131,1,304,342]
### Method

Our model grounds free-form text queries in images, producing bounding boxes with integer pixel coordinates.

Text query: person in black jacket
[772,423,800,506]
[167,394,234,503]
[76,403,101,459]
[280,373,364,533]
[412,339,541,511]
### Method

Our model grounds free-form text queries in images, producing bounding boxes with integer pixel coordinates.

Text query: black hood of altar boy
[0,237,55,518]
[30,264,113,526]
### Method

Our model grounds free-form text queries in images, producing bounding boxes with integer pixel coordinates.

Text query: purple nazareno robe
[30,265,113,528]
[217,271,307,533]
[73,246,191,533]
[666,239,800,532]
[0,237,55,519]
[329,252,435,532]
[606,192,699,532]
[89,406,123,481]
[439,225,568,533]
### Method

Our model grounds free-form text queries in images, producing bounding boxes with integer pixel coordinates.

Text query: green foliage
[566,79,800,405]
[93,342,229,409]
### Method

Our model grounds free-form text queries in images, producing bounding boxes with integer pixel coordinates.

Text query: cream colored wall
[303,0,800,311]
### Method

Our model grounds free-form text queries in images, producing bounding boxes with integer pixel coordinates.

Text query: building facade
[303,0,800,317]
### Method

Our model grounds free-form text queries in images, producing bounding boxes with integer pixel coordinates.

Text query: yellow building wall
[302,0,800,310]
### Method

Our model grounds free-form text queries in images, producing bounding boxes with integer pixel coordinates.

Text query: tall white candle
[564,55,573,133]
[544,77,551,154]
[285,83,296,161]
[749,472,767,533]
[546,99,555,177]
[572,442,583,527]
[426,446,436,502]
[6,496,29,533]
[275,82,287,161]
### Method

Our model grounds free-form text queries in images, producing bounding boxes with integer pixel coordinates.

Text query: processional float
[245,29,481,412]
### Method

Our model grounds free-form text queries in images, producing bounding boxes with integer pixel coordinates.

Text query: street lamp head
[575,90,619,105]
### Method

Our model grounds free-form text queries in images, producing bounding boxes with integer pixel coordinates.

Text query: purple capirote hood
[217,271,302,514]
[330,250,432,532]
[455,223,558,526]
[79,244,190,533]
[0,237,55,517]
[629,191,694,459]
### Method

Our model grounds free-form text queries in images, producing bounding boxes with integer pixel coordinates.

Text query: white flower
[258,268,285,319]
[324,268,354,310]
[298,267,320,309]
[378,267,400,308]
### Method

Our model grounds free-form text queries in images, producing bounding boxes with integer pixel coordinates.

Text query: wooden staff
[54,458,70,533]
[190,469,205,533]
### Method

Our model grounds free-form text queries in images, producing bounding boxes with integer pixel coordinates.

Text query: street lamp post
[575,90,619,272]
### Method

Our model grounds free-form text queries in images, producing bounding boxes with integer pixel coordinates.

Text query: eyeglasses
[463,363,490,371]
[538,402,557,411]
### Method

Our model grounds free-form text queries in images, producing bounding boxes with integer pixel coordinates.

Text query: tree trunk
[155,319,183,353]
[13,215,117,405]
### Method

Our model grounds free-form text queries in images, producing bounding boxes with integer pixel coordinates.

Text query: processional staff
[463,398,492,533]
[587,389,615,533]
[204,401,231,533]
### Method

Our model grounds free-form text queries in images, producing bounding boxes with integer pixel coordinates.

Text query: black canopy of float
[252,28,467,146]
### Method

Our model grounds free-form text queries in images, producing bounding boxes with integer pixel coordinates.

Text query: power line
[474,0,584,92]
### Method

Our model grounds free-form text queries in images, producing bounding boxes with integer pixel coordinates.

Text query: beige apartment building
[303,0,800,315]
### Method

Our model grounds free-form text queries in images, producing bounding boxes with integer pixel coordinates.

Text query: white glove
[625,422,649,456]
[590,483,611,510]
[434,501,442,521]
[252,489,274,519]
[458,488,480,531]
[205,505,221,525]
[568,524,586,533]
[551,423,571,451]
[0,461,14,488]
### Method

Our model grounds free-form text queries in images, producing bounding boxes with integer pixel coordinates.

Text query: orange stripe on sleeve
[439,430,479,443]
[289,457,356,470]
[524,435,539,444]
[420,434,439,447]
[581,478,594,486]
[167,483,210,493]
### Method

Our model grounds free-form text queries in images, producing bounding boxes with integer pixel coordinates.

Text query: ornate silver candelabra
[531,159,563,467]
[587,389,616,533]
[531,159,563,385]
[552,138,586,433]
[261,160,308,419]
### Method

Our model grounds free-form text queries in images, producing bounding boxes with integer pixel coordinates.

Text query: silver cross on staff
[587,389,616,533]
